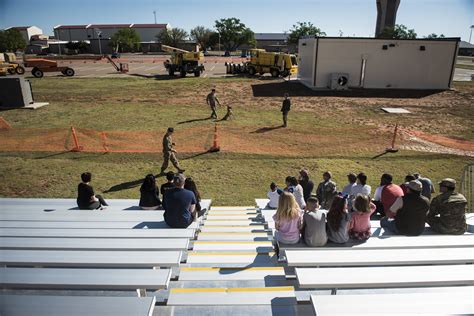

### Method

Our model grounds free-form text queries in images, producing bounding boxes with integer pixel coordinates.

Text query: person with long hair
[139,174,161,210]
[272,192,303,244]
[326,194,351,243]
[285,176,306,210]
[184,177,201,214]
[349,194,376,240]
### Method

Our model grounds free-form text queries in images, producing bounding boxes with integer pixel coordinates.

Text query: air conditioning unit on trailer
[329,73,349,90]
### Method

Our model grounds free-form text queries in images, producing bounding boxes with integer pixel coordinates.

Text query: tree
[157,27,188,48]
[214,18,255,52]
[190,26,215,50]
[110,28,141,52]
[65,41,88,53]
[379,24,417,39]
[0,29,27,52]
[287,22,326,44]
[425,33,445,39]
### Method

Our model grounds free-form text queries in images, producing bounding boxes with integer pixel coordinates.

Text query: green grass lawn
[0,77,472,205]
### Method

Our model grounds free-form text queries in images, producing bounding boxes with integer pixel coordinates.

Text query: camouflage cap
[439,178,456,189]
[407,180,422,192]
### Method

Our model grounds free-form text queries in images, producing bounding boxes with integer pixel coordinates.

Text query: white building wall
[298,38,458,90]
[297,38,317,87]
[26,26,42,42]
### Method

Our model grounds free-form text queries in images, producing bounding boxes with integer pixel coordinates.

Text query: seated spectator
[163,174,197,228]
[426,178,467,235]
[400,174,416,194]
[342,173,357,196]
[139,174,161,210]
[184,177,202,215]
[414,173,435,200]
[316,171,337,210]
[302,196,327,247]
[267,182,280,209]
[380,180,429,236]
[379,173,404,218]
[372,184,385,215]
[285,176,306,210]
[160,171,175,196]
[349,194,376,240]
[326,194,351,244]
[77,172,108,210]
[298,168,314,202]
[272,191,303,244]
[349,172,371,210]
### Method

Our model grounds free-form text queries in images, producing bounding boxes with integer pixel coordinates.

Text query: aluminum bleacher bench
[1,249,182,267]
[0,209,168,221]
[2,267,172,291]
[278,235,474,250]
[0,227,196,238]
[0,237,190,251]
[0,295,156,316]
[197,232,270,241]
[178,267,286,281]
[310,290,474,315]
[286,247,474,267]
[167,286,296,306]
[186,251,277,267]
[0,220,200,229]
[192,241,273,252]
[296,265,474,294]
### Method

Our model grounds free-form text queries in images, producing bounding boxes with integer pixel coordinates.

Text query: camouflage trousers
[161,151,181,172]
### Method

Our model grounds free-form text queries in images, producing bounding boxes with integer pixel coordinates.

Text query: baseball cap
[439,178,456,189]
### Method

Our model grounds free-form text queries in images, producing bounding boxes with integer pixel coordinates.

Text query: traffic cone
[386,123,399,153]
[208,124,220,152]
[70,126,83,152]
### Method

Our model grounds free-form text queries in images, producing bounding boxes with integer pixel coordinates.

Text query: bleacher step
[197,232,270,241]
[178,267,285,281]
[186,251,276,267]
[193,241,273,252]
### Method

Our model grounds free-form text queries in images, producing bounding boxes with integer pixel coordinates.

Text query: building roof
[54,25,89,29]
[54,23,169,30]
[6,26,32,30]
[131,24,168,28]
[255,33,288,41]
[89,24,132,29]
[459,41,474,49]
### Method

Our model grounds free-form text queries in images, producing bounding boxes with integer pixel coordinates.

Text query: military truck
[245,49,298,78]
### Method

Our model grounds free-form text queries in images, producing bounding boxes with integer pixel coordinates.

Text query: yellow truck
[246,49,298,78]
[161,44,205,77]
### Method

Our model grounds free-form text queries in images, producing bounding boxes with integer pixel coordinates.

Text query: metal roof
[459,41,474,49]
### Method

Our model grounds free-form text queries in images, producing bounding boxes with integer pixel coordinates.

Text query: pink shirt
[381,184,404,218]
[350,202,376,232]
[273,210,303,243]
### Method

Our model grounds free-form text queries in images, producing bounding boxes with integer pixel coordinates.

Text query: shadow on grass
[183,150,214,160]
[251,126,284,133]
[251,81,445,98]
[177,116,212,124]
[103,178,143,193]
[128,73,181,81]
[34,151,108,160]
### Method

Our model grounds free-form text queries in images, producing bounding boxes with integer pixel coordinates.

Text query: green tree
[157,27,188,48]
[0,29,27,52]
[379,24,417,39]
[425,33,445,39]
[190,26,215,50]
[65,41,88,53]
[110,28,141,52]
[287,22,326,44]
[214,18,255,52]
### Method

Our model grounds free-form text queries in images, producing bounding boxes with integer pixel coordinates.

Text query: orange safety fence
[0,117,12,130]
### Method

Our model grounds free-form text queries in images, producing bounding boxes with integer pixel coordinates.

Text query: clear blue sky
[1,0,473,41]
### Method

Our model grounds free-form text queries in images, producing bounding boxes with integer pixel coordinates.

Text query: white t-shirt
[342,183,356,196]
[267,190,279,209]
[351,184,372,197]
[373,185,384,201]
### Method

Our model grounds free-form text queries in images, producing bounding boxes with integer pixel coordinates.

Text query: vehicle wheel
[15,66,25,75]
[64,68,75,77]
[7,68,15,74]
[194,71,201,77]
[248,67,256,75]
[32,68,44,78]
[271,69,280,78]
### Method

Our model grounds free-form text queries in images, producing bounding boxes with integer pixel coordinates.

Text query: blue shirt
[163,188,196,228]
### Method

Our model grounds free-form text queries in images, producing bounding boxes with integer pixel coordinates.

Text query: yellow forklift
[2,53,25,75]
[161,44,205,77]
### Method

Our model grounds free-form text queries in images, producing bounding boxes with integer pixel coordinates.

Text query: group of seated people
[77,171,203,228]
[269,168,469,247]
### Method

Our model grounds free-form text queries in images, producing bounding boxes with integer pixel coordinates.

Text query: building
[54,23,170,42]
[254,33,296,53]
[297,37,459,90]
[5,26,43,43]
[458,41,474,56]
[375,0,400,37]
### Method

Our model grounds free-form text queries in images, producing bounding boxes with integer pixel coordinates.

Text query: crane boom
[161,44,189,53]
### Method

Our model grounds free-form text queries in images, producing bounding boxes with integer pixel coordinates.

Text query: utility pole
[96,29,102,56]
[469,25,474,43]
[153,10,157,24]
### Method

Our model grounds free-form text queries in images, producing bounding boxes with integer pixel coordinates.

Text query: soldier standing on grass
[160,127,185,174]
[281,93,291,127]
[206,89,221,119]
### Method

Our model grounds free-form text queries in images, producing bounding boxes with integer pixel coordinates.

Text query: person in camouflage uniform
[316,171,337,210]
[426,178,467,235]
[160,127,185,174]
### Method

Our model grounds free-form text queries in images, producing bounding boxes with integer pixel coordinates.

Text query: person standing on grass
[426,178,467,235]
[139,174,161,210]
[77,172,108,210]
[281,93,291,127]
[206,89,221,119]
[302,197,327,247]
[349,194,376,240]
[273,192,303,245]
[160,127,185,174]
[380,180,429,236]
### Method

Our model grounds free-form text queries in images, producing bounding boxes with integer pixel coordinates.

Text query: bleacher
[1,197,473,315]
